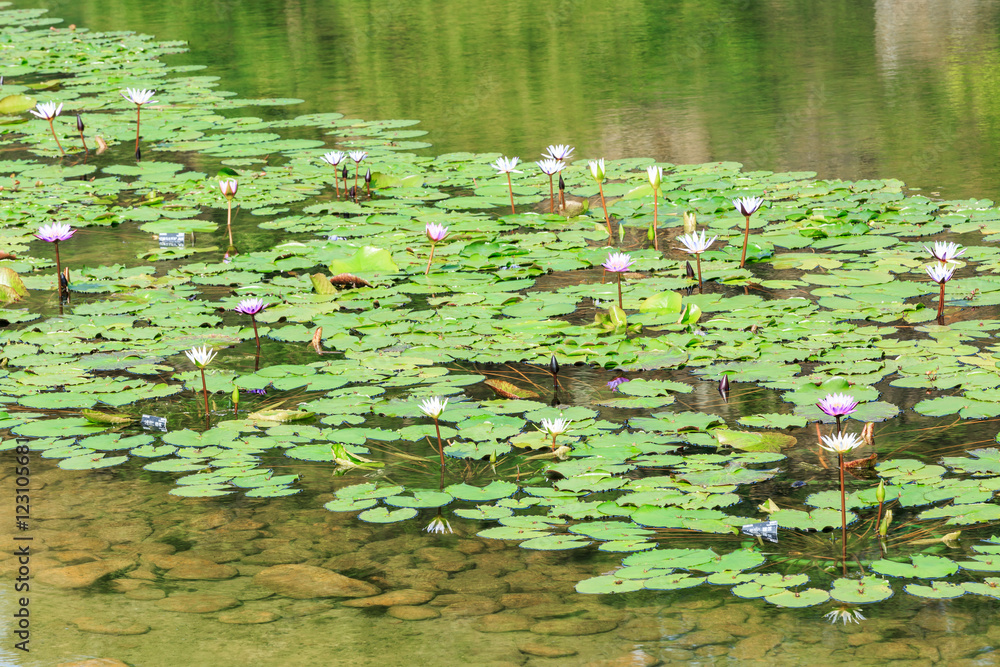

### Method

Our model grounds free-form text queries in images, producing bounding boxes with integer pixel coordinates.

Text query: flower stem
[598,182,612,237]
[135,107,141,155]
[433,417,445,467]
[652,189,659,250]
[548,175,555,214]
[354,164,360,191]
[507,173,515,216]
[53,241,62,295]
[226,200,234,247]
[835,415,842,436]
[48,119,64,157]
[200,367,210,417]
[695,254,703,293]
[839,452,847,567]
[333,171,340,198]
[250,314,261,356]
[616,273,623,310]
[425,243,436,275]
[740,214,751,268]
[78,128,88,154]
[937,282,946,323]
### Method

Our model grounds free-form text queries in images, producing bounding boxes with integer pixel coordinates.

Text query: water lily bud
[879,509,893,536]
[364,168,371,184]
[76,113,84,133]
[232,386,240,408]
[685,261,695,280]
[718,375,730,401]
[558,174,565,192]
[683,211,697,233]
[135,146,141,161]
[341,165,349,180]
[875,479,885,504]
[549,355,559,375]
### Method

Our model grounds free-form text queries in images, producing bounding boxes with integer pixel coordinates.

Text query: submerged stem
[598,182,612,237]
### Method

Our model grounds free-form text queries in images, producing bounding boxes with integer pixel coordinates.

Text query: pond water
[4,3,1000,667]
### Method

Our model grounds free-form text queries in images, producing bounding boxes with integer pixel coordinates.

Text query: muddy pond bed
[3,4,1000,667]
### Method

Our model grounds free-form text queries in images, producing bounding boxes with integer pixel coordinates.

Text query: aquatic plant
[184,346,217,417]
[75,113,86,154]
[589,158,612,236]
[602,251,634,309]
[120,88,157,155]
[647,165,663,249]
[424,512,452,534]
[29,101,64,156]
[349,150,367,190]
[540,415,570,452]
[34,223,74,297]
[234,297,268,363]
[424,222,449,274]
[419,397,448,466]
[823,606,866,624]
[926,262,956,324]
[676,230,717,292]
[491,156,522,216]
[925,241,965,263]
[219,179,239,249]
[732,195,764,268]
[321,150,347,197]
[819,431,865,564]
[536,158,565,214]
[817,392,859,434]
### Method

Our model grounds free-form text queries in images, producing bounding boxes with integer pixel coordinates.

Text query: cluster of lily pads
[4,6,1000,616]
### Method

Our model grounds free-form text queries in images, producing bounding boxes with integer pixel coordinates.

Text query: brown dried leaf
[309,327,324,355]
[845,452,877,469]
[484,379,539,399]
[330,273,372,288]
[0,252,17,260]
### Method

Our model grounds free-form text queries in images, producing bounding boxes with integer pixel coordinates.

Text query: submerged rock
[72,617,150,636]
[253,563,379,599]
[37,558,134,589]
[530,618,618,636]
[217,610,281,624]
[155,594,241,613]
[341,589,434,607]
[386,605,440,620]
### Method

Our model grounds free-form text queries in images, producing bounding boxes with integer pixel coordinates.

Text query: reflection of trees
[26,0,1000,198]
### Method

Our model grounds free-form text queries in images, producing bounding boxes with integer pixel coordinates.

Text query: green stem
[226,200,234,247]
[652,188,659,250]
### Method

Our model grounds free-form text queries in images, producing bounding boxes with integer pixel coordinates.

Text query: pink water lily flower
[234,297,267,316]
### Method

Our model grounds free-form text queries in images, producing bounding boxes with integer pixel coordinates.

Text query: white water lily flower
[219,179,238,199]
[823,607,866,624]
[647,165,663,189]
[540,416,570,436]
[819,432,864,454]
[30,101,63,120]
[542,144,574,161]
[676,230,717,255]
[424,516,453,534]
[602,252,634,273]
[184,345,217,369]
[419,396,448,419]
[589,158,606,182]
[349,150,367,163]
[924,241,965,263]
[321,151,346,166]
[733,196,764,216]
[121,88,157,106]
[926,262,956,284]
[491,156,522,174]
[536,158,565,175]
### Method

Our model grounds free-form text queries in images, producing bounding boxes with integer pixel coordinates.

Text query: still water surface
[13,0,1000,200]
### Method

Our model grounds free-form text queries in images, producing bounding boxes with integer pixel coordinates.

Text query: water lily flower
[543,144,574,161]
[925,241,965,264]
[492,156,522,216]
[419,396,448,419]
[676,230,718,292]
[602,252,634,274]
[602,251,634,310]
[121,88,157,155]
[185,345,217,369]
[823,607,866,625]
[30,101,65,156]
[926,262,956,324]
[321,151,347,197]
[35,223,75,243]
[219,179,238,199]
[185,345,217,418]
[732,195,765,268]
[424,515,453,534]
[234,297,267,316]
[817,393,859,419]
[819,432,864,454]
[36,223,75,296]
[424,223,449,274]
[647,166,664,249]
[419,397,448,466]
[219,179,239,248]
[349,150,367,190]
[540,416,570,451]
[537,159,565,214]
[607,377,630,392]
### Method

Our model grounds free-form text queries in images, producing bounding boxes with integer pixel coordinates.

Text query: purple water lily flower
[817,393,859,418]
[35,223,75,243]
[234,297,267,316]
[607,377,630,392]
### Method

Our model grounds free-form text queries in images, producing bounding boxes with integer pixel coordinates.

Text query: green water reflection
[12,0,1000,200]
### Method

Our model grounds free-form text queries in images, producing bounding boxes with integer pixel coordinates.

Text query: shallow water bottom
[3,458,1000,667]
